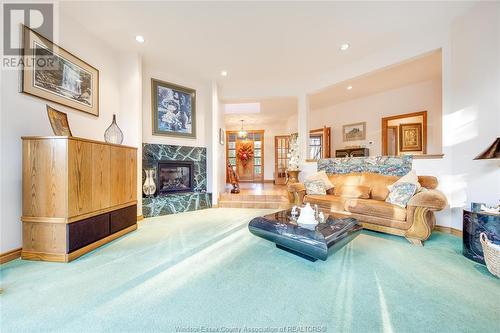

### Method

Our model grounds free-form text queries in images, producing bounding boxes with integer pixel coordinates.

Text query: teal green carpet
[1,208,499,333]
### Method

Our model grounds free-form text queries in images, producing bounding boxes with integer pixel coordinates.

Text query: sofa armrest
[287,182,306,205]
[407,189,448,211]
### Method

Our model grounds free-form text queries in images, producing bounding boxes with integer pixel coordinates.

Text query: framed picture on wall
[399,123,423,152]
[151,78,196,138]
[21,25,99,116]
[219,128,225,145]
[343,122,366,141]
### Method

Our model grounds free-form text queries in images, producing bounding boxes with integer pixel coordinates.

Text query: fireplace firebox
[157,161,194,194]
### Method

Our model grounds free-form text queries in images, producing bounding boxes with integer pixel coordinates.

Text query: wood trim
[412,154,444,159]
[434,226,462,237]
[21,224,138,262]
[137,215,144,221]
[21,136,138,150]
[21,201,137,224]
[381,111,427,155]
[0,248,22,264]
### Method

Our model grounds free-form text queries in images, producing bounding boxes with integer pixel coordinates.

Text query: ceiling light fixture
[135,35,145,43]
[238,120,248,139]
[347,85,353,90]
[339,43,350,51]
[221,70,228,77]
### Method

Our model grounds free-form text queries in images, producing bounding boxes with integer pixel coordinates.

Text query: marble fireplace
[142,143,212,217]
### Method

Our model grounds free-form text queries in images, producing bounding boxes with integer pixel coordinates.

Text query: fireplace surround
[142,143,211,217]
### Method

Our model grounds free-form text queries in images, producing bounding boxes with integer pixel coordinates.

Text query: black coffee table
[248,209,362,261]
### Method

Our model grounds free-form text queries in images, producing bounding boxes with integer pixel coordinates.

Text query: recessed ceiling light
[339,43,350,51]
[221,70,228,77]
[135,35,145,43]
[347,85,353,90]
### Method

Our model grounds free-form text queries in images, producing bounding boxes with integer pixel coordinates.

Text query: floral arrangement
[288,133,300,170]
[237,143,254,165]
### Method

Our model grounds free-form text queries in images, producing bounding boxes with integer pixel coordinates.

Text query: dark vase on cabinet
[335,148,369,157]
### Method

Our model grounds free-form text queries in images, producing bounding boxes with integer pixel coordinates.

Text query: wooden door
[387,126,398,155]
[236,140,254,181]
[274,136,290,184]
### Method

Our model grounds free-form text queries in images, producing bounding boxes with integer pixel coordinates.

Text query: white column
[297,93,310,166]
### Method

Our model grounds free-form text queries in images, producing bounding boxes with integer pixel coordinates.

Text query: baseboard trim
[0,248,22,264]
[137,215,144,221]
[435,226,462,238]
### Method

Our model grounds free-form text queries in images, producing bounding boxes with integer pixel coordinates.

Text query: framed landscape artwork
[151,78,196,138]
[399,123,423,152]
[22,26,99,116]
[343,122,366,141]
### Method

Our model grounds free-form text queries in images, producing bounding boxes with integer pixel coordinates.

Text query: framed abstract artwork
[343,122,366,141]
[399,123,423,152]
[46,105,73,137]
[22,26,99,116]
[151,78,196,138]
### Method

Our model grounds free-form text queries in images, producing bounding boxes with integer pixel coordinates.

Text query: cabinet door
[124,149,137,203]
[67,213,110,253]
[110,147,127,206]
[91,143,111,211]
[68,140,93,217]
[110,205,137,233]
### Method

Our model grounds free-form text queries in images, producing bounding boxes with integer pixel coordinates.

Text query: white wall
[0,15,142,252]
[309,79,442,156]
[211,82,226,204]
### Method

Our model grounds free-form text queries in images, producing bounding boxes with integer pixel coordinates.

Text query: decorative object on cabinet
[463,203,500,265]
[22,26,99,116]
[143,168,156,197]
[21,136,137,262]
[474,137,500,160]
[104,114,124,144]
[399,123,423,152]
[287,170,301,184]
[342,122,366,142]
[47,105,72,136]
[151,78,196,138]
[480,233,500,278]
[335,148,369,157]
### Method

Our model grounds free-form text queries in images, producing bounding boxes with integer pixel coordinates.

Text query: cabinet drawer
[110,205,137,234]
[67,213,110,253]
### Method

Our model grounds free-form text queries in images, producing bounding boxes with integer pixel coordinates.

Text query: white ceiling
[60,1,473,99]
[310,49,442,110]
[223,97,297,128]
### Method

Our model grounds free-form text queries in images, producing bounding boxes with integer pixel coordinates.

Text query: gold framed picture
[343,122,366,141]
[151,78,196,138]
[399,123,422,152]
[47,105,73,137]
[22,25,99,117]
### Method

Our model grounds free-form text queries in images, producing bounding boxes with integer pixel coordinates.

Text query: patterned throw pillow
[305,170,334,190]
[304,179,328,195]
[385,183,418,208]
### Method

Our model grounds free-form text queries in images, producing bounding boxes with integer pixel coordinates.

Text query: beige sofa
[287,172,448,245]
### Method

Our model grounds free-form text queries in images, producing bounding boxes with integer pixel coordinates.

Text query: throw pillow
[334,185,371,199]
[305,170,334,190]
[388,170,421,191]
[386,183,418,208]
[304,179,328,195]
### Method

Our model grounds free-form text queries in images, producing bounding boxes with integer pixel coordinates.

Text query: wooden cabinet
[335,148,369,157]
[21,136,138,262]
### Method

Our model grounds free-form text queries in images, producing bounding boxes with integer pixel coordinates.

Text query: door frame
[381,111,427,155]
[225,129,265,183]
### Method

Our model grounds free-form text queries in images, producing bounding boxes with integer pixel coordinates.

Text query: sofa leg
[406,237,424,246]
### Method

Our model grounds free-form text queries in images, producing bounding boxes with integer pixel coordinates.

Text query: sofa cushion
[359,172,398,201]
[334,185,371,199]
[345,198,407,221]
[305,170,334,190]
[327,173,362,188]
[304,195,346,212]
[304,179,327,195]
[388,170,422,191]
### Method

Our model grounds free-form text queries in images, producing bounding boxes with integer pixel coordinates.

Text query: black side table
[463,203,500,264]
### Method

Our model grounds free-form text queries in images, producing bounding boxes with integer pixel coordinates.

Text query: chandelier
[237,120,248,139]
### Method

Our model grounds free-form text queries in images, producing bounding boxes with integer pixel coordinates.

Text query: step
[219,193,288,202]
[218,200,291,209]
